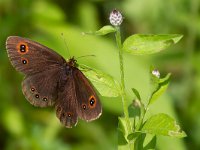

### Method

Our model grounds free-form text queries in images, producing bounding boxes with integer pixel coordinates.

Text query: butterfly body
[6,36,102,128]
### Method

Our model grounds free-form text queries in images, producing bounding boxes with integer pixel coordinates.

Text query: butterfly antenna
[76,54,96,60]
[61,33,71,58]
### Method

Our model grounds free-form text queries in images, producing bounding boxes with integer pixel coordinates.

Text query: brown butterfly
[6,36,102,128]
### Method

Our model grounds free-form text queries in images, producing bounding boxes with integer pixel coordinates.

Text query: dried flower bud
[152,69,160,78]
[109,9,123,26]
[133,99,141,108]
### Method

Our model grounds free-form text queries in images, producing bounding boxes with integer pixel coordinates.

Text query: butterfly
[6,36,102,128]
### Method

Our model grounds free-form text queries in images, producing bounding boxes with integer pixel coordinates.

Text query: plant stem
[136,105,146,130]
[115,26,132,133]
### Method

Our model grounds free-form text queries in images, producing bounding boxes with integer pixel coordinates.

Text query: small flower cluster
[152,69,160,78]
[109,9,123,26]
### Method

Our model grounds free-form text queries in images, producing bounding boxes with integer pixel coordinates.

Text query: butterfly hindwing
[73,68,102,121]
[22,68,64,107]
[55,75,78,128]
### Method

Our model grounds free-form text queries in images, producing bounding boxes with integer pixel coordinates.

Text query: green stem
[136,105,146,131]
[116,29,125,89]
[115,26,132,142]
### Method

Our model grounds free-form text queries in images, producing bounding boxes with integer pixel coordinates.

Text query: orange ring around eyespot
[30,86,36,92]
[21,57,29,65]
[67,112,73,117]
[88,95,96,108]
[17,42,29,54]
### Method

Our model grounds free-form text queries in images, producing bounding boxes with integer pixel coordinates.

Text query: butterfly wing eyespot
[30,87,35,92]
[65,112,76,127]
[56,106,62,112]
[42,97,48,101]
[17,42,29,54]
[67,112,73,118]
[21,58,28,64]
[35,94,39,98]
[82,104,87,110]
[88,95,96,108]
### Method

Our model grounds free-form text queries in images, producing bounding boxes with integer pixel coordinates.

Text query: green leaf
[118,117,135,142]
[132,88,141,100]
[118,117,128,136]
[127,131,142,141]
[118,144,130,150]
[83,25,116,35]
[134,134,146,150]
[122,34,183,55]
[118,130,128,145]
[118,117,129,148]
[144,136,157,150]
[141,113,187,138]
[79,64,121,97]
[95,25,116,35]
[148,73,171,105]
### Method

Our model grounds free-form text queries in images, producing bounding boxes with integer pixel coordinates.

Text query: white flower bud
[109,9,123,26]
[152,69,160,78]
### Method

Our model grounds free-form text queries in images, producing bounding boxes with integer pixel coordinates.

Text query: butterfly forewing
[6,36,65,75]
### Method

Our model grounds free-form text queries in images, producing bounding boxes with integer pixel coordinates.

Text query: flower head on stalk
[152,69,160,78]
[109,9,123,26]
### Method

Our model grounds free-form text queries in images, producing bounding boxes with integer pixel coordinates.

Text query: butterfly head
[66,57,77,67]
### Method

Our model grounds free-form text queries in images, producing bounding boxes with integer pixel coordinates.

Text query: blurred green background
[0,0,200,149]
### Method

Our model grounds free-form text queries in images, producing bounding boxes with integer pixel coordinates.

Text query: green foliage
[84,25,116,35]
[91,16,185,149]
[131,88,141,101]
[118,117,129,142]
[94,25,116,35]
[3,107,25,137]
[79,64,121,97]
[142,113,186,138]
[148,67,171,105]
[122,34,183,55]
